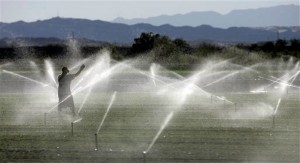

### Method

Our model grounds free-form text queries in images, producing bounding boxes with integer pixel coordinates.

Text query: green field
[0,91,299,162]
[0,57,299,162]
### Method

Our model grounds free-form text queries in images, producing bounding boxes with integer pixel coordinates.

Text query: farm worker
[58,65,85,116]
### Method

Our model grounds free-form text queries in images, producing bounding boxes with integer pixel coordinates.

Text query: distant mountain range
[113,5,300,28]
[0,17,299,45]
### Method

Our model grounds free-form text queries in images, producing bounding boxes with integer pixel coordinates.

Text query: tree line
[0,32,299,69]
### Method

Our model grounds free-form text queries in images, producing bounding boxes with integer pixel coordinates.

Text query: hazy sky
[1,0,299,23]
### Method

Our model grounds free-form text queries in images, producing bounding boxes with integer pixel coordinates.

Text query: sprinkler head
[143,151,147,163]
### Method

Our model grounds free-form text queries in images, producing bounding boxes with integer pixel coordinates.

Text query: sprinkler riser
[71,122,74,136]
[143,152,146,163]
[95,133,98,150]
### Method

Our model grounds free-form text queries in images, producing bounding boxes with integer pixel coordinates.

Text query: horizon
[0,0,299,23]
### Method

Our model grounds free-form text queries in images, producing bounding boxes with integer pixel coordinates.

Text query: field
[0,58,299,162]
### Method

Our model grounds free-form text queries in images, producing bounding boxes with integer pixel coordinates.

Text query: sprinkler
[272,98,281,128]
[95,133,98,150]
[143,151,147,163]
[2,69,51,88]
[96,92,117,134]
[71,122,74,136]
[145,111,174,153]
[71,118,82,136]
[94,92,117,149]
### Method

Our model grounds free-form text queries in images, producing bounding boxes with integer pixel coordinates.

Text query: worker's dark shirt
[58,74,75,95]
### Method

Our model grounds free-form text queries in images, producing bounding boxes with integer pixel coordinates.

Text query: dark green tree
[131,32,159,54]
[274,39,287,52]
[173,38,192,53]
[290,39,300,51]
[261,41,274,52]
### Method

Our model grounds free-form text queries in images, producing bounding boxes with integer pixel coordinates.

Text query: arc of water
[289,71,300,86]
[145,111,174,153]
[182,59,233,84]
[2,69,52,88]
[264,62,299,88]
[72,117,82,124]
[69,58,89,71]
[270,71,299,86]
[203,63,262,88]
[150,64,157,87]
[47,62,115,114]
[0,62,11,69]
[45,60,58,88]
[274,98,282,115]
[47,87,83,113]
[204,70,239,87]
[148,62,233,103]
[72,66,95,90]
[259,76,300,89]
[47,61,118,114]
[77,86,93,114]
[96,92,117,134]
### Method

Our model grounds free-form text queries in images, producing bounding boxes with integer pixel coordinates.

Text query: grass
[0,58,299,162]
[0,91,299,162]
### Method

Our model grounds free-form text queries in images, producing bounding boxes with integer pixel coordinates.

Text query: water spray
[259,73,300,90]
[71,117,82,136]
[77,86,93,115]
[72,62,124,94]
[150,63,157,87]
[45,60,58,88]
[272,98,281,128]
[288,71,300,86]
[70,58,89,71]
[73,66,95,90]
[204,71,239,88]
[142,151,147,163]
[145,111,174,153]
[178,71,235,104]
[47,62,122,115]
[216,95,234,105]
[0,62,11,69]
[46,87,83,113]
[2,69,51,88]
[95,91,117,150]
[274,98,281,115]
